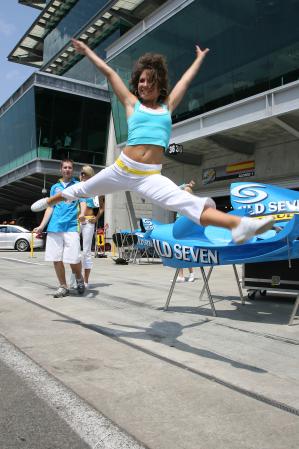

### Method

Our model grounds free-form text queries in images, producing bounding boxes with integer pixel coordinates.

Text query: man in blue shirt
[34,159,85,297]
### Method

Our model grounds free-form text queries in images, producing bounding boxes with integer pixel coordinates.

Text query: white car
[0,225,44,252]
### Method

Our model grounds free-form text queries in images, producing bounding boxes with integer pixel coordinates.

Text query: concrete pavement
[0,250,298,449]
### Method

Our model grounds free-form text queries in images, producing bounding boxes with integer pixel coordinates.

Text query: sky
[0,1,40,107]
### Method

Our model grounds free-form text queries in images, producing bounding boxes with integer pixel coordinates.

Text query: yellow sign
[255,212,299,221]
[97,233,105,247]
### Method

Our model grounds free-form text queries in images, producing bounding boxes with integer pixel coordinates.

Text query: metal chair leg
[233,264,245,305]
[199,266,213,300]
[288,294,299,325]
[164,268,179,311]
[200,267,217,317]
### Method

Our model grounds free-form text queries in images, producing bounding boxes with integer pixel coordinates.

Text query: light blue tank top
[79,197,98,208]
[127,100,172,149]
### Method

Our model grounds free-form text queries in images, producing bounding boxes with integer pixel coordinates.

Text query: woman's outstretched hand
[72,38,89,55]
[195,45,209,60]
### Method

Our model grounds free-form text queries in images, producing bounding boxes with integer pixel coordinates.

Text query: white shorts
[61,152,216,224]
[45,232,81,264]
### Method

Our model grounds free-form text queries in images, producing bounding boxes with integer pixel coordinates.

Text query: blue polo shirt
[47,178,79,232]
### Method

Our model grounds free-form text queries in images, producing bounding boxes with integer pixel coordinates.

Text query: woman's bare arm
[167,45,209,113]
[72,39,136,113]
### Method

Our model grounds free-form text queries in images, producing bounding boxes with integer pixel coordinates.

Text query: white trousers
[62,152,216,224]
[81,221,95,269]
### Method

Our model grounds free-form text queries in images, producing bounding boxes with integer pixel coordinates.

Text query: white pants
[62,152,216,224]
[45,232,81,264]
[81,221,95,269]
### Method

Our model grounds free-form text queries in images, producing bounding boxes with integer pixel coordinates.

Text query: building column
[104,113,131,238]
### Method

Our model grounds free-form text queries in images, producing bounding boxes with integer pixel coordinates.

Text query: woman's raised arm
[167,45,209,113]
[72,39,136,110]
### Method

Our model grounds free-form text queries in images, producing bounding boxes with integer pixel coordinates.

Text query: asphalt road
[0,357,91,449]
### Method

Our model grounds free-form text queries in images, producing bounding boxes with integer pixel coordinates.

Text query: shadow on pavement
[55,318,267,373]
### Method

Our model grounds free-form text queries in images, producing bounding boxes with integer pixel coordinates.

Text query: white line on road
[0,257,45,266]
[0,335,147,449]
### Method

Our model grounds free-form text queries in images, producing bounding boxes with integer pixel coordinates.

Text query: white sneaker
[53,286,69,298]
[188,273,195,282]
[31,197,49,212]
[84,283,89,289]
[176,276,185,283]
[232,216,275,244]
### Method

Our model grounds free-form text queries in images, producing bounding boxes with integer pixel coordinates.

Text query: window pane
[7,226,21,233]
[35,87,110,165]
[44,0,109,64]
[0,89,36,175]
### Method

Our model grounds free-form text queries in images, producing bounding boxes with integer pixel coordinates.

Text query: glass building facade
[43,0,129,86]
[35,87,110,165]
[63,29,122,89]
[107,0,299,144]
[3,0,299,174]
[0,86,110,175]
[0,89,36,176]
[43,0,109,65]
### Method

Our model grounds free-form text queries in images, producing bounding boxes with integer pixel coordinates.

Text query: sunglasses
[80,172,87,176]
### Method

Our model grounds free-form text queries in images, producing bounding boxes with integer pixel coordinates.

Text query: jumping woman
[32,39,274,244]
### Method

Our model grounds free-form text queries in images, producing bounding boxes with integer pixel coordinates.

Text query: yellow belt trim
[116,158,161,176]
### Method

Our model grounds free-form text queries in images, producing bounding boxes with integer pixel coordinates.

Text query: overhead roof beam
[19,0,46,10]
[208,135,255,155]
[0,209,13,215]
[272,117,299,139]
[27,35,44,44]
[23,177,51,189]
[14,181,42,193]
[9,0,79,67]
[99,16,112,25]
[16,55,43,63]
[170,80,299,146]
[19,45,43,58]
[41,0,170,76]
[1,185,38,199]
[0,192,27,206]
[111,8,139,26]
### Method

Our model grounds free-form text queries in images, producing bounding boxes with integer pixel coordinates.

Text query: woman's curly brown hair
[129,53,169,103]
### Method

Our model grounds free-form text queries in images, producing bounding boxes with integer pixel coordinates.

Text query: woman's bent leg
[32,164,127,212]
[200,207,240,228]
[134,174,274,243]
[62,165,126,201]
[134,173,215,224]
